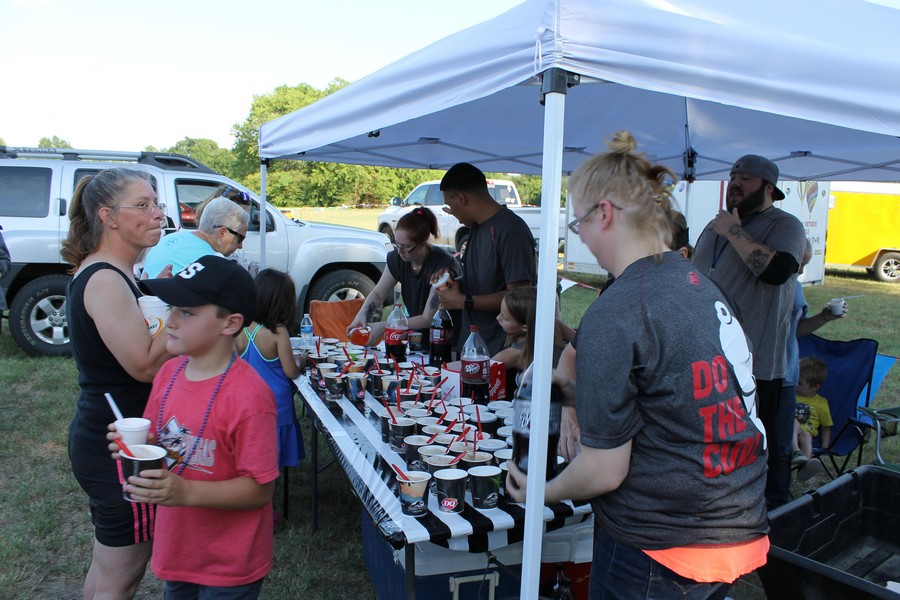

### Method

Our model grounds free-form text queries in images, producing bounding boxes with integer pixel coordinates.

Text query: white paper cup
[138,296,169,337]
[829,298,844,315]
[115,417,151,446]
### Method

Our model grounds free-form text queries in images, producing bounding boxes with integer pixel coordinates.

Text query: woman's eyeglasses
[119,202,165,215]
[567,203,599,234]
[393,242,418,253]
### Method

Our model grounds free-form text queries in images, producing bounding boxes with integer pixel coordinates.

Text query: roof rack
[0,146,217,174]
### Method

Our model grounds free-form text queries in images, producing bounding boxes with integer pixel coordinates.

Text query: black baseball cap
[730,154,785,200]
[140,255,256,327]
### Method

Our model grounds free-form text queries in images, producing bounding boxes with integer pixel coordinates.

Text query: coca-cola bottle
[460,325,490,404]
[512,361,561,481]
[384,302,409,362]
[429,304,453,368]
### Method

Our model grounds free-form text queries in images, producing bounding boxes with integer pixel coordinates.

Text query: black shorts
[69,414,155,547]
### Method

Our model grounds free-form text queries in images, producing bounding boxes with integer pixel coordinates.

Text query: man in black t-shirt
[433,163,535,356]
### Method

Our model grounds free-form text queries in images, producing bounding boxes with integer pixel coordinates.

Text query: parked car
[377,179,565,253]
[0,146,390,356]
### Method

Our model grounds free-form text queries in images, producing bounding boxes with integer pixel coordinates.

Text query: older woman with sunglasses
[142,196,248,278]
[348,208,461,347]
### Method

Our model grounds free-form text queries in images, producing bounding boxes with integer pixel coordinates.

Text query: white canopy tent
[259,0,900,596]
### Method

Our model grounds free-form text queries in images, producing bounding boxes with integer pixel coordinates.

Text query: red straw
[342,347,352,361]
[455,426,471,442]
[435,376,448,390]
[381,399,398,424]
[339,363,351,376]
[115,438,135,458]
[475,405,483,438]
[405,375,414,393]
[391,463,410,481]
[448,452,466,465]
[392,357,401,374]
[316,339,321,354]
[426,430,442,444]
[442,418,459,433]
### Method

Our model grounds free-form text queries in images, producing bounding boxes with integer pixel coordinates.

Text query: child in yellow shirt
[791,356,833,482]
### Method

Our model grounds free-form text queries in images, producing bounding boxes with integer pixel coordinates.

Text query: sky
[1,0,522,151]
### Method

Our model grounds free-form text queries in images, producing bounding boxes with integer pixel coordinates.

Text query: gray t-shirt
[459,207,535,356]
[693,206,806,380]
[577,252,768,550]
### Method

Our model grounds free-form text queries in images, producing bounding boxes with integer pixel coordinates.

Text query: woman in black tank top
[63,168,172,599]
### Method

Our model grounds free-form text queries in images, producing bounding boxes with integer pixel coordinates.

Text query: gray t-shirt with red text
[577,252,768,550]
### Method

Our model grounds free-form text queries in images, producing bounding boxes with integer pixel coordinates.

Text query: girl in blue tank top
[235,269,305,467]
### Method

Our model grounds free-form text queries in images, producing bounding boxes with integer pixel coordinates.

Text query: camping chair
[309,298,366,342]
[856,353,899,470]
[798,334,879,479]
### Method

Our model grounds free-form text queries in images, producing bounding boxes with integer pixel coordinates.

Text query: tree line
[3,80,555,208]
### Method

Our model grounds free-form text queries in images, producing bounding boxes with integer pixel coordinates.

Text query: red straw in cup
[475,406,483,438]
[449,452,466,465]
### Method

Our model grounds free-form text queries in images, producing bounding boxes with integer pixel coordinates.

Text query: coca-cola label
[513,400,531,434]
[385,328,408,344]
[430,328,449,344]
[441,497,459,510]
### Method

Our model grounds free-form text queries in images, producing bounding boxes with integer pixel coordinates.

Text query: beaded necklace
[157,352,237,475]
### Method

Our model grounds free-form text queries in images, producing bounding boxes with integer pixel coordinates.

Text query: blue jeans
[164,579,264,600]
[590,526,731,600]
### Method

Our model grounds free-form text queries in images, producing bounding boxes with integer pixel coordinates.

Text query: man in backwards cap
[693,155,806,509]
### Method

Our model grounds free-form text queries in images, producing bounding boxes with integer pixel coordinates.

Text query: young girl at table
[493,286,574,391]
[235,268,305,468]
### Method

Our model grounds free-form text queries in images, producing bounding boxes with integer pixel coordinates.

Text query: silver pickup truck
[377,179,565,252]
[0,147,390,356]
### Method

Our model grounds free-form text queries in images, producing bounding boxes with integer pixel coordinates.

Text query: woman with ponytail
[64,168,172,599]
[506,132,768,599]
[348,207,461,346]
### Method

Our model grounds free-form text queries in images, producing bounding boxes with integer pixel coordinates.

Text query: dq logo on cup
[441,497,459,511]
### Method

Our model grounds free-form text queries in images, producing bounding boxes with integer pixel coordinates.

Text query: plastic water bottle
[460,325,490,404]
[300,313,313,341]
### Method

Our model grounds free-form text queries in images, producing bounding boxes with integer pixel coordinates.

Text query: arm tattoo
[727,225,747,240]
[746,249,770,276]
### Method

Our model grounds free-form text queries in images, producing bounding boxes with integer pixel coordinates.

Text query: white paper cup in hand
[115,417,152,446]
[828,298,844,316]
[139,296,170,337]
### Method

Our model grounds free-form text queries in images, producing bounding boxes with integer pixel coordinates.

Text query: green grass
[283,207,384,231]
[0,264,897,599]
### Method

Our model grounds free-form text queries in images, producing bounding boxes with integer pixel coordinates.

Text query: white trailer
[563,180,831,285]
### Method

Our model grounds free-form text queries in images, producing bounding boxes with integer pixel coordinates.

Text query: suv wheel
[10,274,72,356]
[307,269,376,305]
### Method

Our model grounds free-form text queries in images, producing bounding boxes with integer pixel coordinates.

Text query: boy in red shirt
[110,255,278,599]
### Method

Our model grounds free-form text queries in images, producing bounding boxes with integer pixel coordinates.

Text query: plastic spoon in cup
[381,400,398,424]
[456,426,472,442]
[442,418,459,433]
[114,437,135,458]
[391,463,410,481]
[426,430,443,444]
[104,393,125,422]
[448,452,466,465]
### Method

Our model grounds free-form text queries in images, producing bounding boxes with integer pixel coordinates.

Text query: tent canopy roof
[259,0,900,182]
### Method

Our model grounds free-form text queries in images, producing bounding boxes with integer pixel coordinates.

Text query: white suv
[0,147,390,356]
